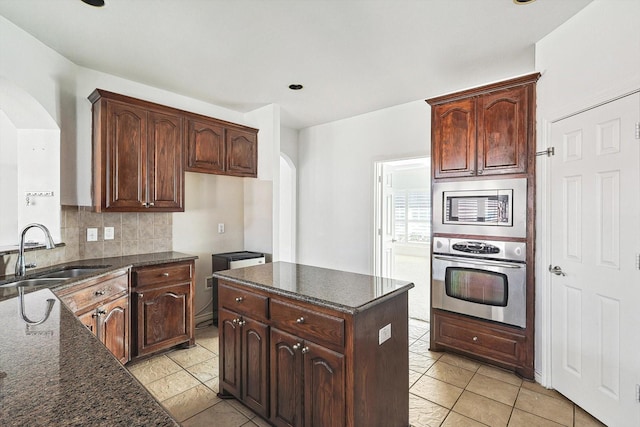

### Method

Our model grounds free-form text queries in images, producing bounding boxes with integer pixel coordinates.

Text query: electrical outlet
[378,323,391,345]
[86,228,98,242]
[205,276,214,290]
[104,226,114,240]
[218,223,225,234]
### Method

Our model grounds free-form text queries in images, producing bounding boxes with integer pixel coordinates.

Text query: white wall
[534,0,640,385]
[297,100,430,274]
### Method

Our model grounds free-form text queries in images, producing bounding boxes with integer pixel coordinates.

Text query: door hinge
[636,254,640,271]
[536,147,555,157]
[635,122,640,140]
[636,384,640,402]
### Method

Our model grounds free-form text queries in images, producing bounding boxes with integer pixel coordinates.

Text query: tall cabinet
[427,73,540,379]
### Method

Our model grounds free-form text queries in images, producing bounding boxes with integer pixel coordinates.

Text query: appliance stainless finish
[432,237,527,328]
[432,177,527,238]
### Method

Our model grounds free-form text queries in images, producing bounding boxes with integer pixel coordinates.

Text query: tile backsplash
[0,206,173,277]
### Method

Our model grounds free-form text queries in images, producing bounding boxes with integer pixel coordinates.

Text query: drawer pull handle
[94,290,106,296]
[472,336,478,342]
[235,297,244,303]
[292,343,302,351]
[296,317,305,324]
[301,346,310,354]
[238,320,246,327]
[162,273,169,277]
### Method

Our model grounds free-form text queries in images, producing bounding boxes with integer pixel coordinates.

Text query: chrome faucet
[15,223,56,277]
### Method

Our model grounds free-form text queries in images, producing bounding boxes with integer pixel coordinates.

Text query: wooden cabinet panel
[270,328,303,427]
[147,111,183,210]
[105,101,147,210]
[432,98,476,178]
[135,283,191,357]
[58,271,128,313]
[478,85,528,175]
[100,294,130,364]
[226,127,257,177]
[241,317,270,418]
[220,308,242,397]
[184,117,225,173]
[270,299,345,350]
[219,283,268,321]
[304,340,345,427]
[134,262,192,288]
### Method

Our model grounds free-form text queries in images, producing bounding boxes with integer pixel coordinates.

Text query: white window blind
[394,189,431,244]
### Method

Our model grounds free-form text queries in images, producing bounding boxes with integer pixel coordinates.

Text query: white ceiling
[0,0,593,129]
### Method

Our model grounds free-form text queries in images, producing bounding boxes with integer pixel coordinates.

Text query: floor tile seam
[447,408,493,427]
[154,377,202,402]
[168,354,218,370]
[467,371,522,392]
[512,386,575,426]
[433,358,480,375]
[453,388,516,426]
[407,390,452,414]
[179,399,235,426]
[141,366,192,389]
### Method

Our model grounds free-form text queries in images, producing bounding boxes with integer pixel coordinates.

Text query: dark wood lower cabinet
[131,260,195,359]
[99,294,129,364]
[218,278,409,427]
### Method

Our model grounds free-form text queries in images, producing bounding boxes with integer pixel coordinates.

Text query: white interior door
[550,93,640,427]
[380,166,396,279]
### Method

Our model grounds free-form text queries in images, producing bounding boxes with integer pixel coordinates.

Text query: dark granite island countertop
[0,288,178,426]
[211,261,415,313]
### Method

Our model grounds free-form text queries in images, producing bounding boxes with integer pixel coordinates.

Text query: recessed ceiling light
[288,84,304,91]
[513,0,536,4]
[81,0,106,7]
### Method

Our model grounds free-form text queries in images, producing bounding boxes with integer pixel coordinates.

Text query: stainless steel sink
[0,278,66,288]
[36,266,109,279]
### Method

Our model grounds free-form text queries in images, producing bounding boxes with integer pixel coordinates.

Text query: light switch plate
[378,323,391,345]
[218,223,225,233]
[104,226,114,240]
[87,228,98,242]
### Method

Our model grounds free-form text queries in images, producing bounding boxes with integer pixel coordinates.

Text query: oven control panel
[433,237,525,262]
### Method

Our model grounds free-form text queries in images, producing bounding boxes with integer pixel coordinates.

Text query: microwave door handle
[433,255,523,269]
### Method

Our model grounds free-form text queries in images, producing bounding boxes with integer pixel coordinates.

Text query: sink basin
[36,266,109,279]
[0,278,66,288]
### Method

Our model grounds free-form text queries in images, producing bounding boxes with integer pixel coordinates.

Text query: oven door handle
[433,255,524,269]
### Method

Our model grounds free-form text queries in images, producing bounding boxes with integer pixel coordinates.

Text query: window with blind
[394,190,431,244]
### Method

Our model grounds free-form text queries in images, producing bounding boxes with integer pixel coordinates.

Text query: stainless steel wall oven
[432,237,526,328]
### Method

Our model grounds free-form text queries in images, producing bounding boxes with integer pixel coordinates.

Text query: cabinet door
[219,308,242,397]
[270,328,303,427]
[77,310,97,335]
[241,317,270,418]
[184,118,225,174]
[432,98,476,178]
[147,110,184,210]
[477,85,528,175]
[104,100,147,210]
[100,294,130,364]
[226,128,257,177]
[303,341,345,427]
[135,283,190,357]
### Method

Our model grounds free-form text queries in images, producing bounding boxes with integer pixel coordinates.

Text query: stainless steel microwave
[432,178,527,238]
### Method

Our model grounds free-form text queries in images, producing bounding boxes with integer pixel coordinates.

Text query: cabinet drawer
[59,271,128,314]
[219,283,268,321]
[433,311,525,365]
[270,299,345,349]
[134,262,191,288]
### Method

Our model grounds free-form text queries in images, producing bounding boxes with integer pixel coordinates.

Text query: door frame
[537,87,640,388]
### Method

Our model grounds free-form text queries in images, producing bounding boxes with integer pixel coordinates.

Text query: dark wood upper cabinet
[90,90,184,212]
[184,115,258,177]
[90,89,259,212]
[428,73,539,179]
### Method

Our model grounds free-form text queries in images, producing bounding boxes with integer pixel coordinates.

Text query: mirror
[0,78,61,248]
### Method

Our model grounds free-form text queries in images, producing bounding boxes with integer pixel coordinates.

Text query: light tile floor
[126,319,606,427]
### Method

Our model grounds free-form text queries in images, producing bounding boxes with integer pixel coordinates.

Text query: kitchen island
[213,262,414,427]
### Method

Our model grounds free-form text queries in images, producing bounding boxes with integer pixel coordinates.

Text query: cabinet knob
[470,171,475,175]
[94,290,106,296]
[301,346,310,354]
[138,293,144,298]
[292,343,302,351]
[472,336,478,342]
[235,297,244,303]
[142,202,149,208]
[149,202,155,207]
[232,318,238,325]
[296,317,305,324]
[477,170,483,175]
[238,320,246,327]
[162,272,169,277]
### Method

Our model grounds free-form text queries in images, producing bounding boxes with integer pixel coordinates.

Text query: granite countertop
[212,261,414,314]
[0,251,197,302]
[0,288,178,426]
[0,251,197,426]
